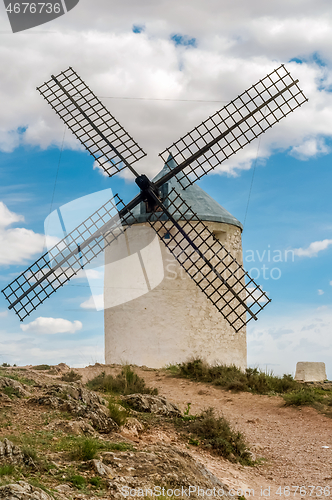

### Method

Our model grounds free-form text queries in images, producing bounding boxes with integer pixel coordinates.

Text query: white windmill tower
[104,155,247,369]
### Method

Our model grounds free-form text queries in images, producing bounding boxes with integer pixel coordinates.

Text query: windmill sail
[159,65,307,188]
[146,188,270,331]
[38,67,146,178]
[2,195,137,321]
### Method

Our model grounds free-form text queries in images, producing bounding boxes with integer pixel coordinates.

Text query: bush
[185,408,253,465]
[0,464,15,476]
[2,387,20,399]
[87,365,158,396]
[61,370,82,382]
[33,364,51,371]
[70,437,99,461]
[89,476,102,488]
[22,445,39,467]
[70,474,86,489]
[175,359,299,395]
[57,435,134,459]
[283,388,324,406]
[108,400,128,426]
[0,372,35,387]
[1,363,10,367]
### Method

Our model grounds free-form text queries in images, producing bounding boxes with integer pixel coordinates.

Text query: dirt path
[133,368,332,499]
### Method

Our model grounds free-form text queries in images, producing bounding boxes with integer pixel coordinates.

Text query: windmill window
[163,231,171,239]
[213,230,227,243]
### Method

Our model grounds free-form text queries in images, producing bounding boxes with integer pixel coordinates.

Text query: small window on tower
[213,230,227,243]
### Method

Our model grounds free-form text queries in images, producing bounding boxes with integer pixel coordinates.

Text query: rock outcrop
[45,419,96,436]
[100,444,232,499]
[122,394,181,417]
[0,376,31,398]
[0,439,23,464]
[29,383,117,433]
[0,482,51,499]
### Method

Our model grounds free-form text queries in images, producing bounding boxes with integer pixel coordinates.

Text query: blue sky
[0,0,332,375]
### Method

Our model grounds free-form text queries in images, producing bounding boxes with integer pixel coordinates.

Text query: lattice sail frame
[38,67,146,178]
[2,195,137,321]
[147,189,270,331]
[159,65,308,187]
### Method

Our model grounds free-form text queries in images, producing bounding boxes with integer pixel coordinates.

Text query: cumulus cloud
[20,317,82,334]
[0,331,104,367]
[0,2,331,179]
[248,306,332,376]
[293,239,332,258]
[0,202,45,265]
[318,289,324,295]
[290,137,331,161]
[93,161,109,178]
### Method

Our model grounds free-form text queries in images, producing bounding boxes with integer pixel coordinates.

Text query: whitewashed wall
[104,221,246,370]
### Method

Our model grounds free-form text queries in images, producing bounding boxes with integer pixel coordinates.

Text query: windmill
[2,66,307,356]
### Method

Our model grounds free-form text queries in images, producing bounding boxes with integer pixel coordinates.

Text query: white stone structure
[104,159,247,370]
[294,362,327,382]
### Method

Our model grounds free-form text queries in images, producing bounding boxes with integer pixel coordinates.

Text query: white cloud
[0,330,104,367]
[0,4,331,179]
[0,202,23,227]
[93,161,109,178]
[0,202,45,265]
[290,137,331,161]
[20,317,82,335]
[0,311,8,318]
[293,239,332,258]
[80,295,104,310]
[248,306,332,377]
[318,289,324,295]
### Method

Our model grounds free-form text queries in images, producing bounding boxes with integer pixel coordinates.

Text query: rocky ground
[0,363,332,499]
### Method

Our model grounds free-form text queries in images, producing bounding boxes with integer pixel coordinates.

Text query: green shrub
[57,435,134,458]
[70,437,99,461]
[108,400,128,426]
[87,365,158,396]
[2,387,20,399]
[0,372,35,386]
[181,408,253,465]
[61,370,82,382]
[1,363,10,367]
[70,474,86,489]
[22,445,38,463]
[283,388,324,406]
[89,476,102,488]
[33,364,51,370]
[0,464,15,476]
[175,359,299,395]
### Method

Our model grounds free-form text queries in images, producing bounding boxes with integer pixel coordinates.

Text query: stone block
[294,362,327,382]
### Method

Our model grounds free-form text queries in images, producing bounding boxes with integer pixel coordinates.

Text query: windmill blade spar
[145,187,270,331]
[38,67,146,179]
[157,65,308,188]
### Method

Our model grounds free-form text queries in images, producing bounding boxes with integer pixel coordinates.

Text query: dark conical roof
[129,156,242,230]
